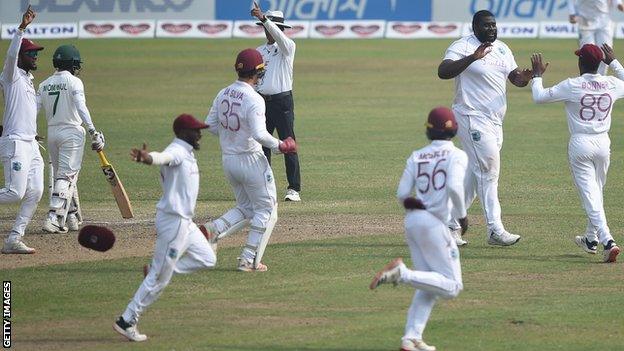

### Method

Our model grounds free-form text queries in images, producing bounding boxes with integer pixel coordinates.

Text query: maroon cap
[173,113,208,133]
[575,44,603,67]
[78,225,116,252]
[425,107,458,133]
[235,48,265,73]
[20,38,44,53]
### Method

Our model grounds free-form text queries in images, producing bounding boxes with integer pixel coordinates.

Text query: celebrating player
[39,44,105,233]
[530,44,622,263]
[200,48,297,272]
[251,1,302,202]
[370,107,467,351]
[114,114,216,341]
[569,0,624,75]
[0,6,45,254]
[437,10,532,247]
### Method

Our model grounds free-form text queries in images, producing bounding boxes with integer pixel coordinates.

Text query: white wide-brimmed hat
[256,10,292,28]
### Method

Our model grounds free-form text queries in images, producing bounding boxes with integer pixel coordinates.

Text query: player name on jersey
[223,87,244,100]
[418,149,450,160]
[41,83,68,92]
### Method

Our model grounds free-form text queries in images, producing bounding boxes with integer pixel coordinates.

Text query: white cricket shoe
[284,189,301,202]
[574,236,598,254]
[42,215,68,234]
[369,257,403,289]
[603,241,620,263]
[199,222,218,253]
[487,231,521,246]
[450,228,468,246]
[66,213,82,231]
[1,240,36,254]
[401,338,436,351]
[113,317,147,342]
[237,257,268,272]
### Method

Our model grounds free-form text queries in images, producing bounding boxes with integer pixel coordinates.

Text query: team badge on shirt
[450,248,459,260]
[12,161,22,171]
[167,248,178,260]
[471,131,481,142]
[498,47,505,55]
[266,173,273,183]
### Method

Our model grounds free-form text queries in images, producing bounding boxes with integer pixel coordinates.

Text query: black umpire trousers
[261,91,301,192]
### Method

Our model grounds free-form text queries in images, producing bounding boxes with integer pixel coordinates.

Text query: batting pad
[78,225,116,252]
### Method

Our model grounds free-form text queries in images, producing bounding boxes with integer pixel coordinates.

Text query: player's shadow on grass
[210,346,383,351]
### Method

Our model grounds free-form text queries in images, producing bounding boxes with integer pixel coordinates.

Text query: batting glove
[89,129,105,151]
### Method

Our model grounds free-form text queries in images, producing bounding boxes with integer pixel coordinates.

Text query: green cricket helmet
[52,44,82,72]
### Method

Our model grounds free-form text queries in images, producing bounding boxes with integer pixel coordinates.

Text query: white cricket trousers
[455,112,506,235]
[579,21,614,76]
[0,138,44,241]
[401,210,463,341]
[568,133,613,245]
[47,125,85,180]
[216,152,277,258]
[122,211,216,325]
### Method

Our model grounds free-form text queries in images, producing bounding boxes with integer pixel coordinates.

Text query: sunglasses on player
[22,50,39,58]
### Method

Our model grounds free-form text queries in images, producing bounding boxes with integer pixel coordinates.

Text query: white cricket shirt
[569,0,622,29]
[155,138,200,219]
[0,30,38,141]
[532,60,624,135]
[205,80,279,155]
[444,34,518,125]
[397,140,468,223]
[255,19,295,95]
[38,70,94,129]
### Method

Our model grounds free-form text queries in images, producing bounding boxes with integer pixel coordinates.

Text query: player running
[370,107,468,351]
[531,43,622,263]
[39,44,105,233]
[200,48,296,272]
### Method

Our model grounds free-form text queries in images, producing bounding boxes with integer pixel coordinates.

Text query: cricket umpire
[251,2,301,202]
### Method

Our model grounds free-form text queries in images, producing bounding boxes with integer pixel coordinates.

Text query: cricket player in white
[39,44,105,233]
[201,48,297,272]
[370,107,468,351]
[438,10,532,246]
[0,6,45,254]
[569,0,624,75]
[531,44,622,263]
[114,114,216,342]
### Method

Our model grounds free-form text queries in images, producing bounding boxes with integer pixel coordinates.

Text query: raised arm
[438,42,492,79]
[568,0,577,23]
[2,6,36,81]
[530,53,569,104]
[508,67,533,87]
[251,1,295,56]
[602,43,624,81]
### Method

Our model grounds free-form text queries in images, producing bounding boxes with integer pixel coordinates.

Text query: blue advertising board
[216,0,432,21]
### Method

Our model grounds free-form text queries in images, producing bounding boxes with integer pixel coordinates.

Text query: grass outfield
[1,38,624,350]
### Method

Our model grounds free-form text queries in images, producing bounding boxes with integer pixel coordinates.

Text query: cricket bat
[97,150,134,219]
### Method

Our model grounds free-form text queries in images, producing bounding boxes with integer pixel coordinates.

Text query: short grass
[1,38,624,350]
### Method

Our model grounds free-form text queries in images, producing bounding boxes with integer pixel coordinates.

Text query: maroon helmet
[425,107,458,140]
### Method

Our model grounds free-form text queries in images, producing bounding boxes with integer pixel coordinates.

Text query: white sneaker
[369,257,403,289]
[603,241,620,263]
[487,231,521,246]
[237,257,268,272]
[1,239,36,254]
[42,215,68,234]
[199,222,218,253]
[113,317,147,342]
[574,236,598,254]
[450,228,468,246]
[284,189,301,202]
[66,213,82,231]
[401,338,436,351]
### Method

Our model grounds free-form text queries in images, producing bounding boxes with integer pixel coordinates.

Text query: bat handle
[97,150,111,167]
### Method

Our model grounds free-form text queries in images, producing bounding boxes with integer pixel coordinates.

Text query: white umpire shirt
[205,80,280,155]
[0,30,38,141]
[532,60,624,135]
[38,70,95,130]
[569,0,623,29]
[255,18,295,96]
[444,34,518,125]
[153,138,200,219]
[397,140,468,224]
